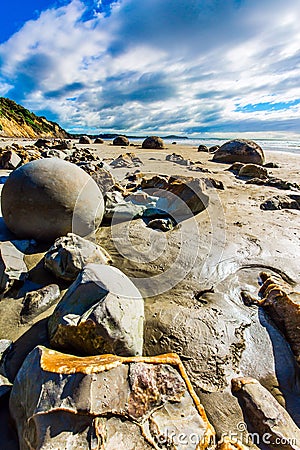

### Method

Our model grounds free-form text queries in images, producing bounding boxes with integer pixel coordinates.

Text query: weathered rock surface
[0,242,27,294]
[1,158,104,241]
[40,148,66,159]
[89,166,118,195]
[142,136,164,149]
[94,137,104,144]
[113,135,129,146]
[232,377,300,449]
[256,272,300,365]
[44,233,112,281]
[0,150,21,169]
[246,176,300,191]
[166,153,192,165]
[48,263,144,356]
[10,347,215,450]
[140,174,209,217]
[110,152,142,168]
[238,164,268,179]
[79,135,92,144]
[21,284,60,322]
[213,140,265,165]
[260,195,300,210]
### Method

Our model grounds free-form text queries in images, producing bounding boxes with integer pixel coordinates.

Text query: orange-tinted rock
[10,346,215,449]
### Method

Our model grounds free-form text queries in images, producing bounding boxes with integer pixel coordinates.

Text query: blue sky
[1,0,300,137]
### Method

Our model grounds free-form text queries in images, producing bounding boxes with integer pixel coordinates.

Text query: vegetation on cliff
[0,98,69,138]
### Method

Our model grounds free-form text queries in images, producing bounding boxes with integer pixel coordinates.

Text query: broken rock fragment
[44,233,112,281]
[48,263,144,356]
[0,241,27,294]
[10,347,215,450]
[232,377,300,450]
[21,284,60,322]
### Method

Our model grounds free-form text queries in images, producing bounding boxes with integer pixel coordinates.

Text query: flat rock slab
[10,347,215,450]
[48,263,144,356]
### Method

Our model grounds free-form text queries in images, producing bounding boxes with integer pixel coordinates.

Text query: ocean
[162,138,300,155]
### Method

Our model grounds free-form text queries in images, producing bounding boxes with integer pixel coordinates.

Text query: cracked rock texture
[10,347,215,450]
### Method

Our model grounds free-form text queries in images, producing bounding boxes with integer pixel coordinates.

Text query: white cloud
[0,0,300,135]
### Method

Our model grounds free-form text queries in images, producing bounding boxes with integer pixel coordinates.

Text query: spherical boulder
[1,158,104,242]
[212,139,265,165]
[113,136,129,146]
[94,138,104,144]
[198,144,209,152]
[79,135,92,144]
[142,136,164,149]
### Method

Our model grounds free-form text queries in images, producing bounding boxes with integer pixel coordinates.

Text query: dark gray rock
[41,149,66,159]
[213,139,265,165]
[260,195,300,210]
[147,217,175,231]
[142,136,164,149]
[1,158,104,241]
[44,233,112,281]
[21,284,60,322]
[198,144,209,152]
[34,139,51,148]
[209,145,220,153]
[94,138,104,144]
[9,346,215,450]
[113,135,129,146]
[48,263,144,356]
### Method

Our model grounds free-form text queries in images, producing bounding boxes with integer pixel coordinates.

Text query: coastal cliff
[0,98,69,139]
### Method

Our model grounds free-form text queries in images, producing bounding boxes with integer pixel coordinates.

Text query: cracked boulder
[0,241,27,294]
[44,233,112,281]
[232,377,300,450]
[48,263,144,356]
[9,346,215,450]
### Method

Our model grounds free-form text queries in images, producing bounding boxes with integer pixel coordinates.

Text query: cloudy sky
[0,0,300,137]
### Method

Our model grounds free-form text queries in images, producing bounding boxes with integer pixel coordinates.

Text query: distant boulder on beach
[212,139,265,165]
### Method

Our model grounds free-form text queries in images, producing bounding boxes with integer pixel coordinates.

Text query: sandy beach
[0,138,299,448]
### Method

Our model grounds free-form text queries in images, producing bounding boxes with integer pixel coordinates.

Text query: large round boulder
[142,136,164,149]
[212,139,265,165]
[113,136,129,146]
[1,158,104,242]
[79,135,92,144]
